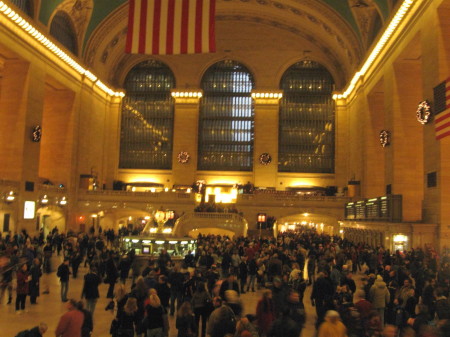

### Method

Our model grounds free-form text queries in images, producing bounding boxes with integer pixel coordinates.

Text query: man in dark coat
[57,258,70,302]
[81,266,101,314]
[105,251,118,298]
[311,271,334,327]
[29,258,42,304]
[219,274,240,300]
[238,256,248,294]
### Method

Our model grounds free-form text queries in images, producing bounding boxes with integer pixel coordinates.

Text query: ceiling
[38,0,394,45]
[34,0,399,87]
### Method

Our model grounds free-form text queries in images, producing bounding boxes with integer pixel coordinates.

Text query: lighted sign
[23,201,36,219]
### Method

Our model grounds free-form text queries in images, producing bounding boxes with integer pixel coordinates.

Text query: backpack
[15,330,30,337]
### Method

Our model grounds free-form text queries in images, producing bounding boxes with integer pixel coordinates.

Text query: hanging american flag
[125,0,216,55]
[434,78,450,140]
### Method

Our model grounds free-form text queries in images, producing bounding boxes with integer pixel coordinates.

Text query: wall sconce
[5,191,15,203]
[257,213,267,223]
[40,195,49,205]
[59,196,67,206]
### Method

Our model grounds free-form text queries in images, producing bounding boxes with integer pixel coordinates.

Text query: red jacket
[16,270,29,295]
[55,309,84,337]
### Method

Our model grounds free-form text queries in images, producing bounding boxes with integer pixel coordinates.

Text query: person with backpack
[15,322,48,337]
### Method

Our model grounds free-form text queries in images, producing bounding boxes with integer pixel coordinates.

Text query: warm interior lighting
[393,234,408,242]
[251,92,283,99]
[40,195,48,204]
[59,196,67,205]
[0,1,125,97]
[333,0,415,100]
[5,191,15,202]
[171,91,203,98]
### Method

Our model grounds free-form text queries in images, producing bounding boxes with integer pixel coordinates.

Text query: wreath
[177,151,190,164]
[259,153,272,165]
[379,130,390,148]
[416,100,431,125]
[32,125,42,142]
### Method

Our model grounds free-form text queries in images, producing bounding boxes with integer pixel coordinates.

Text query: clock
[259,153,272,165]
[32,125,42,142]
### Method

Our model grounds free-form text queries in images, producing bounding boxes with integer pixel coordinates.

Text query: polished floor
[0,257,361,337]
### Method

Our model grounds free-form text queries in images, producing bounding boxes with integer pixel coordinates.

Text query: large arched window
[119,60,175,169]
[199,60,255,171]
[278,61,335,173]
[49,11,78,56]
[10,0,33,17]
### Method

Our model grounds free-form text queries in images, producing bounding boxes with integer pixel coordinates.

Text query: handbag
[105,300,115,311]
[110,319,119,335]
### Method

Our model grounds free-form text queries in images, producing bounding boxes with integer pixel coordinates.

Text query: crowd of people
[1,227,450,337]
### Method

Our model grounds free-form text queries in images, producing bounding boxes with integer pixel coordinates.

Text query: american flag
[434,78,450,140]
[125,0,216,55]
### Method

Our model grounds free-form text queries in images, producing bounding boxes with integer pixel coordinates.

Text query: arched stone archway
[173,212,248,238]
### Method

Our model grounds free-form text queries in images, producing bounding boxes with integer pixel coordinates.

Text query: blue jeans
[60,281,68,301]
[147,327,163,337]
[85,298,97,314]
[247,275,256,291]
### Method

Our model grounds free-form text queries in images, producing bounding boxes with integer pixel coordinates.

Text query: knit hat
[376,275,383,281]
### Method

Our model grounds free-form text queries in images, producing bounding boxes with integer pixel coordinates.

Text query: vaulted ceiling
[34,0,400,88]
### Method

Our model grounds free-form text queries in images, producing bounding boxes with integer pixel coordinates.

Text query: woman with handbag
[176,301,197,337]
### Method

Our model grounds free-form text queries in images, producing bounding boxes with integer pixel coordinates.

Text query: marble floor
[0,258,362,337]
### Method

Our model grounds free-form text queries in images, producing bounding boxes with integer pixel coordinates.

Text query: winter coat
[16,270,29,295]
[369,278,390,309]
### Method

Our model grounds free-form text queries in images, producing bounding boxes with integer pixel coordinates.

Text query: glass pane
[199,60,254,171]
[49,11,78,55]
[10,0,33,17]
[278,61,335,173]
[119,60,175,169]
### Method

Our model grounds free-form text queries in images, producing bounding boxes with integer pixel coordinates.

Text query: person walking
[144,294,169,337]
[317,310,348,337]
[176,301,197,337]
[29,258,42,304]
[15,263,30,314]
[105,252,119,299]
[57,258,71,302]
[77,301,94,337]
[256,289,275,337]
[81,266,101,314]
[55,299,84,337]
[191,281,212,337]
[369,275,390,326]
[113,297,140,337]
